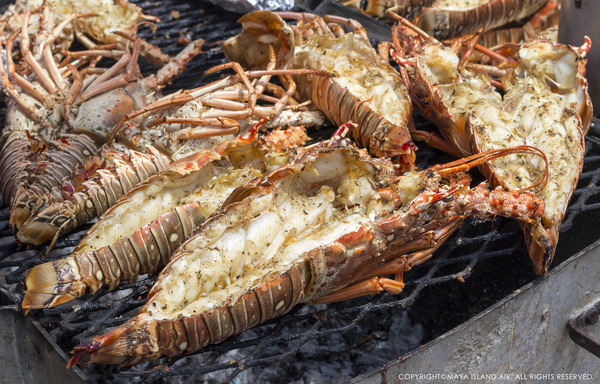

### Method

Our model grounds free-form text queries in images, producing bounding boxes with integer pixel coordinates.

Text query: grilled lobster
[68,134,547,367]
[389,14,592,274]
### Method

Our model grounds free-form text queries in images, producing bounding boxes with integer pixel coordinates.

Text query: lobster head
[222,11,295,71]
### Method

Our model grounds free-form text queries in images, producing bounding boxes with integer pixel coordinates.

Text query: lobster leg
[243,69,333,79]
[0,26,43,123]
[457,28,483,70]
[111,30,170,67]
[65,49,126,59]
[151,38,205,87]
[377,41,390,62]
[199,109,252,120]
[409,125,463,158]
[204,62,257,105]
[42,39,66,93]
[266,82,300,105]
[120,92,195,121]
[464,63,507,77]
[86,51,131,88]
[148,117,240,129]
[76,39,140,103]
[356,257,407,283]
[328,22,346,38]
[21,12,58,95]
[474,44,511,64]
[76,67,108,78]
[5,30,51,106]
[63,64,84,126]
[269,74,296,119]
[386,11,437,43]
[147,117,240,140]
[431,145,549,191]
[250,45,278,111]
[323,15,368,40]
[208,90,297,106]
[176,127,240,140]
[310,277,405,305]
[93,40,139,89]
[59,57,92,76]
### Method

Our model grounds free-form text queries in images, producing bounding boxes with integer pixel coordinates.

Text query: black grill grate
[1,1,600,383]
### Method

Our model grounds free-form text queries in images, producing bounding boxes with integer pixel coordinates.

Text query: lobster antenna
[386,11,437,43]
[432,145,549,192]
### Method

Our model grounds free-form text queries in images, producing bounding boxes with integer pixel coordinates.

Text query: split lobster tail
[69,263,311,367]
[16,145,170,246]
[391,15,591,275]
[21,202,207,313]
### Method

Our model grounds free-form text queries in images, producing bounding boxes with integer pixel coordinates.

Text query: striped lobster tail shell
[16,145,170,245]
[1,132,98,230]
[303,75,414,162]
[365,0,436,19]
[22,201,207,311]
[76,202,206,292]
[479,0,560,47]
[418,0,548,40]
[72,146,170,218]
[0,132,30,204]
[480,27,527,47]
[145,262,310,362]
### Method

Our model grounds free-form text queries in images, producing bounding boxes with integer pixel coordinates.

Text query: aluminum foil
[207,0,294,13]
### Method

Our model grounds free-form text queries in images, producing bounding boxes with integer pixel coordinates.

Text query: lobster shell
[417,0,548,40]
[402,34,592,274]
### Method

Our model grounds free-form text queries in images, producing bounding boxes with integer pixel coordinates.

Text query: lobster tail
[70,262,311,367]
[522,221,557,275]
[0,132,30,205]
[17,145,170,246]
[22,201,207,311]
[69,324,150,367]
[417,0,547,40]
[22,257,87,314]
[2,133,98,231]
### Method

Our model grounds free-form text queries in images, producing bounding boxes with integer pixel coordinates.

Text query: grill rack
[0,0,599,382]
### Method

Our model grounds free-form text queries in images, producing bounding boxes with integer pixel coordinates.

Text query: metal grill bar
[0,1,599,383]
